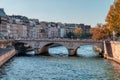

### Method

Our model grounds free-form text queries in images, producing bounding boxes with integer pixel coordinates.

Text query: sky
[0,0,114,27]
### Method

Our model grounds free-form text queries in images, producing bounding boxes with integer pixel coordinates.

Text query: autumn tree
[106,0,120,36]
[74,27,82,38]
[103,24,113,38]
[74,27,82,34]
[90,24,108,40]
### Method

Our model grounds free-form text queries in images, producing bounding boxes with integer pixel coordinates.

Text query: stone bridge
[14,39,104,56]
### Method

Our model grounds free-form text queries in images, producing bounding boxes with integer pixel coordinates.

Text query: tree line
[91,0,120,40]
[66,27,92,39]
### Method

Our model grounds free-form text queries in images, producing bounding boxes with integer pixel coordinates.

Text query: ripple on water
[0,45,120,80]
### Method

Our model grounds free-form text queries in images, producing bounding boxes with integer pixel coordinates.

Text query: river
[0,45,120,80]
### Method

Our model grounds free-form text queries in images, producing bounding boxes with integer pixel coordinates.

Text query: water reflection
[49,46,68,56]
[0,58,14,78]
[1,56,120,80]
[110,61,120,79]
[77,45,99,57]
[0,67,6,78]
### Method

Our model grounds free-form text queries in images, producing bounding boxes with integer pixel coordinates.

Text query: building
[9,15,30,38]
[0,8,10,38]
[9,24,28,39]
[57,23,66,38]
[65,23,77,33]
[0,8,92,39]
[29,19,40,27]
[8,15,29,39]
[47,22,58,38]
[47,22,66,38]
[78,24,91,33]
[29,19,49,39]
[39,22,48,38]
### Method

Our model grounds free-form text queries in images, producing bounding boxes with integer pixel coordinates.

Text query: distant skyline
[0,0,114,27]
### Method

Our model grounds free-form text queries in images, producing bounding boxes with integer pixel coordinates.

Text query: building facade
[0,8,92,39]
[0,8,10,39]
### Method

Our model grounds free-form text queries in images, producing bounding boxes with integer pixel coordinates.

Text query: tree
[66,32,75,38]
[90,24,108,40]
[74,27,82,38]
[74,27,82,34]
[106,0,120,36]
[103,24,112,38]
[80,33,92,39]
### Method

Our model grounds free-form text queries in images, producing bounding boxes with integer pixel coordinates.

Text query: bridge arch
[76,45,99,57]
[38,42,70,56]
[13,42,32,55]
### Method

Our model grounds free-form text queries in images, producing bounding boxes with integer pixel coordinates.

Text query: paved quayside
[0,48,16,67]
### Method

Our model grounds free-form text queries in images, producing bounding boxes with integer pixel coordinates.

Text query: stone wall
[0,49,16,67]
[104,41,120,64]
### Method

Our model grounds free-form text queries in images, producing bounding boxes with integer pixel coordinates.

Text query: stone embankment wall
[0,48,16,67]
[104,41,120,64]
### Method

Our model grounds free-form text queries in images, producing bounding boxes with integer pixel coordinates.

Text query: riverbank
[0,48,16,67]
[105,57,120,64]
[104,41,120,64]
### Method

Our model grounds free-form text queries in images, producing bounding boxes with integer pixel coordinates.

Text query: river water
[0,45,120,80]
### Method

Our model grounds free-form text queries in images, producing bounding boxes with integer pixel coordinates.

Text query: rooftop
[0,8,6,17]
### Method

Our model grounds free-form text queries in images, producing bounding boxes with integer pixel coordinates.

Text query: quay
[0,48,16,66]
[104,41,120,64]
[0,40,16,67]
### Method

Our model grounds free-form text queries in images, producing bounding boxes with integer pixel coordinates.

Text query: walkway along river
[0,45,120,80]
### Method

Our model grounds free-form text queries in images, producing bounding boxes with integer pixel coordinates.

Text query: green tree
[66,32,75,38]
[80,33,92,39]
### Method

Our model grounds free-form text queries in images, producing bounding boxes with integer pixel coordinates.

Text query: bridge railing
[14,39,103,43]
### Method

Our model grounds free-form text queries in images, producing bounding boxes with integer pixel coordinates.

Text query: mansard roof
[0,8,6,17]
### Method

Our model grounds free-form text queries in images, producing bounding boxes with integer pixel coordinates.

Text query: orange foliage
[90,27,108,40]
[74,27,82,34]
[106,0,120,34]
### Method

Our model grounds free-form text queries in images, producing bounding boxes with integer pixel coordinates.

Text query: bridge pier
[38,46,50,56]
[68,48,78,56]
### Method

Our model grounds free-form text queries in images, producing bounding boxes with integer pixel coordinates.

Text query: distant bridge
[14,39,104,56]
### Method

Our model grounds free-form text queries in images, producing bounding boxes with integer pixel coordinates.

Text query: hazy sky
[0,0,114,27]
